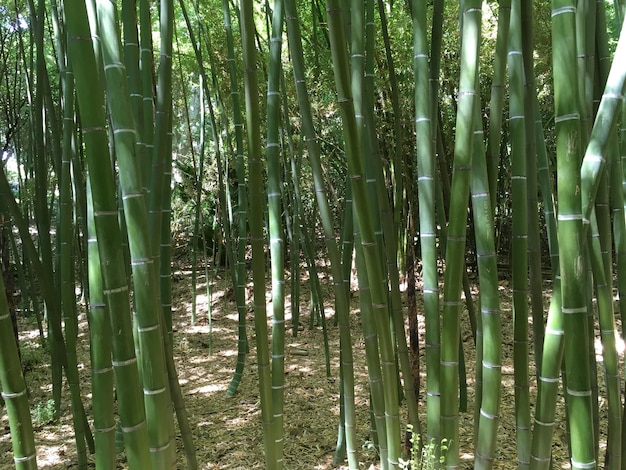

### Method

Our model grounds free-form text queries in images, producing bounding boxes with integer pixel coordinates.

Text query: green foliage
[399,425,449,470]
[31,399,55,426]
[20,343,47,370]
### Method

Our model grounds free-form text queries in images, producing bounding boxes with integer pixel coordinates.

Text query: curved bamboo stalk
[355,0,389,461]
[354,231,389,469]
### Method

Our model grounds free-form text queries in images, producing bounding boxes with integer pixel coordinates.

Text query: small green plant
[399,424,449,470]
[31,399,56,426]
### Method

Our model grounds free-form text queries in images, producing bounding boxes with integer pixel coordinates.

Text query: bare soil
[0,263,607,469]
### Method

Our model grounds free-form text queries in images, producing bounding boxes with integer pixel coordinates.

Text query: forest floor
[0,258,614,469]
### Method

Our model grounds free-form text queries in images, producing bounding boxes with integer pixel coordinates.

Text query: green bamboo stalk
[621,101,626,470]
[97,2,181,466]
[340,180,354,323]
[53,10,95,458]
[529,276,564,470]
[240,0,277,465]
[469,104,502,468]
[508,1,531,465]
[122,0,144,148]
[191,73,204,327]
[284,0,358,464]
[63,3,153,467]
[354,229,389,469]
[521,0,545,380]
[590,182,621,468]
[0,274,37,470]
[609,121,626,331]
[411,0,440,449]
[486,0,511,213]
[266,0,286,465]
[376,0,405,255]
[86,176,116,470]
[149,0,174,264]
[529,72,562,470]
[364,0,420,439]
[552,0,596,467]
[327,0,403,466]
[597,0,626,339]
[58,56,90,469]
[436,122,478,356]
[139,0,154,187]
[159,103,196,468]
[326,2,401,462]
[279,79,302,337]
[580,16,626,226]
[575,0,596,137]
[27,0,63,417]
[440,2,481,466]
[353,1,388,459]
[221,0,250,397]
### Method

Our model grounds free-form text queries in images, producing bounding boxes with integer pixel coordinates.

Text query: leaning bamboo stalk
[364,0,420,440]
[284,1,358,465]
[64,3,153,467]
[355,0,389,460]
[0,274,37,470]
[580,15,626,225]
[326,0,403,465]
[589,187,621,468]
[97,2,181,466]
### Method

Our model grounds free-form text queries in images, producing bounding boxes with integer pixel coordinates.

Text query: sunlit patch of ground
[0,261,617,468]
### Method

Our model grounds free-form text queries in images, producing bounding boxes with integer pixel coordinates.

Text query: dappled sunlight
[594,331,625,362]
[191,383,227,395]
[4,262,611,468]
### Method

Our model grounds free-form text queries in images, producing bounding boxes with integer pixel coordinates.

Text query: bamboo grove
[0,0,625,469]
